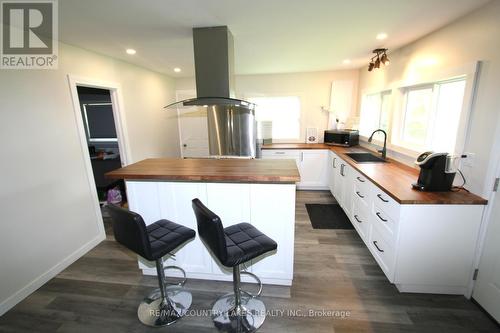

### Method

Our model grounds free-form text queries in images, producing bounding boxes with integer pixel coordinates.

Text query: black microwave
[324,129,359,147]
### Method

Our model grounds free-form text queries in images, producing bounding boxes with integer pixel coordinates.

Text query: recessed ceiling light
[126,48,136,55]
[343,59,351,64]
[174,67,181,73]
[376,33,388,40]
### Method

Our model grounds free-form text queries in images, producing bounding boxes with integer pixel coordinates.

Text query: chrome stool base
[212,293,266,333]
[138,285,192,327]
[137,260,192,327]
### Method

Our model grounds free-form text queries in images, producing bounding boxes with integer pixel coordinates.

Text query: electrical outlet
[462,152,476,167]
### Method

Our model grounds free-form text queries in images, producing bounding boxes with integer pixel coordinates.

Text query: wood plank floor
[1,190,498,332]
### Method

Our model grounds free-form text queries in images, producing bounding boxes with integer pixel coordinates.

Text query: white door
[473,178,500,322]
[298,150,328,189]
[176,90,209,158]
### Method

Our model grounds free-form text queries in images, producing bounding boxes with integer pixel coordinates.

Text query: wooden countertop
[106,158,300,183]
[262,143,487,205]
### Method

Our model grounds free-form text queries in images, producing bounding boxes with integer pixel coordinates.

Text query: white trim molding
[66,74,131,241]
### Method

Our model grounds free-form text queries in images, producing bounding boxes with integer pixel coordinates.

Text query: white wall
[356,0,500,197]
[176,70,360,143]
[0,42,179,314]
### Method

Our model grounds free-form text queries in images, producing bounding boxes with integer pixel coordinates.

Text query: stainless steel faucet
[368,129,387,159]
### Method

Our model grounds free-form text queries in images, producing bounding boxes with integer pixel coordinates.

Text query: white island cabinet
[107,158,300,286]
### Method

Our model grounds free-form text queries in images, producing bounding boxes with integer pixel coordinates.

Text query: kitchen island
[106,158,300,286]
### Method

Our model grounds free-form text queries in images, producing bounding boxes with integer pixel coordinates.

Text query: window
[249,96,301,140]
[431,79,467,153]
[359,91,391,137]
[401,86,433,145]
[399,78,466,153]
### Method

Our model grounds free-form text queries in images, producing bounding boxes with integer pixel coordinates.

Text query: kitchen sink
[345,153,388,163]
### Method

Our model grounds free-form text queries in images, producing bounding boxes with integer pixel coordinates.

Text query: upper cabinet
[329,80,355,128]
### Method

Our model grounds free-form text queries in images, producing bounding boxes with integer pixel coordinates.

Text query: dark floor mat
[305,204,354,229]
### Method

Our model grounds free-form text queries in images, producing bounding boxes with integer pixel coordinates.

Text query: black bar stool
[107,205,196,327]
[191,198,277,332]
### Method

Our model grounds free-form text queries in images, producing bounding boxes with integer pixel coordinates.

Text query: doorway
[175,90,209,158]
[68,76,131,236]
[76,86,127,208]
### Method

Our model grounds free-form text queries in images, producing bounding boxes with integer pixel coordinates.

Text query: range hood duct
[193,26,235,99]
[165,26,257,158]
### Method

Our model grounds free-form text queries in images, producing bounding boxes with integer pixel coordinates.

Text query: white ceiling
[59,0,489,77]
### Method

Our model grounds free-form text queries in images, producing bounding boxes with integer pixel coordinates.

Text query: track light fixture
[368,48,389,72]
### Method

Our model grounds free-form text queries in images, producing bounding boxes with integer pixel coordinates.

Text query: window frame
[358,90,392,143]
[394,77,468,153]
[398,83,436,152]
[358,61,479,159]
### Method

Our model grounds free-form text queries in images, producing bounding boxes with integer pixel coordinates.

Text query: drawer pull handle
[373,241,384,253]
[377,194,389,202]
[376,212,388,222]
[354,215,362,223]
[275,152,286,154]
[356,177,365,183]
[340,164,345,177]
[333,157,337,168]
[356,191,365,198]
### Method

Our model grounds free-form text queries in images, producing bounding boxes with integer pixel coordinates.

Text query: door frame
[175,89,197,158]
[67,74,132,237]
[469,115,500,298]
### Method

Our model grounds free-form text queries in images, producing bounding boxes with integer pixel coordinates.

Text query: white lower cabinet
[351,197,370,241]
[339,161,353,217]
[262,149,328,190]
[326,150,483,296]
[327,151,336,194]
[300,150,329,189]
[369,224,396,280]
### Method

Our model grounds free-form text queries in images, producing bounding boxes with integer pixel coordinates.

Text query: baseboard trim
[296,186,329,191]
[395,283,467,296]
[0,232,105,316]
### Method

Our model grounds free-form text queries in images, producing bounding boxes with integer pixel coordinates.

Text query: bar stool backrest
[107,205,153,260]
[191,198,228,265]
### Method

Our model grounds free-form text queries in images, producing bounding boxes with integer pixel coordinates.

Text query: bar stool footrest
[163,265,188,287]
[239,270,263,298]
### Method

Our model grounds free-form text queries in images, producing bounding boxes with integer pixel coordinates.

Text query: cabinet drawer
[261,150,300,159]
[372,187,400,220]
[353,182,369,205]
[372,203,396,240]
[369,225,395,281]
[352,169,369,193]
[352,199,370,241]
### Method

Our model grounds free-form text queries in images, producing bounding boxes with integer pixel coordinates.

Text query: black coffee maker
[412,152,456,191]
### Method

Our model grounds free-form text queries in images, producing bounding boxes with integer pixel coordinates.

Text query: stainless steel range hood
[166,26,257,158]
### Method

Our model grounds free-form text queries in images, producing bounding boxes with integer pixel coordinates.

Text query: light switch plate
[462,152,476,167]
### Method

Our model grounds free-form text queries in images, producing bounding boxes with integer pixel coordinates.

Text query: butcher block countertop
[106,158,300,184]
[262,143,487,205]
